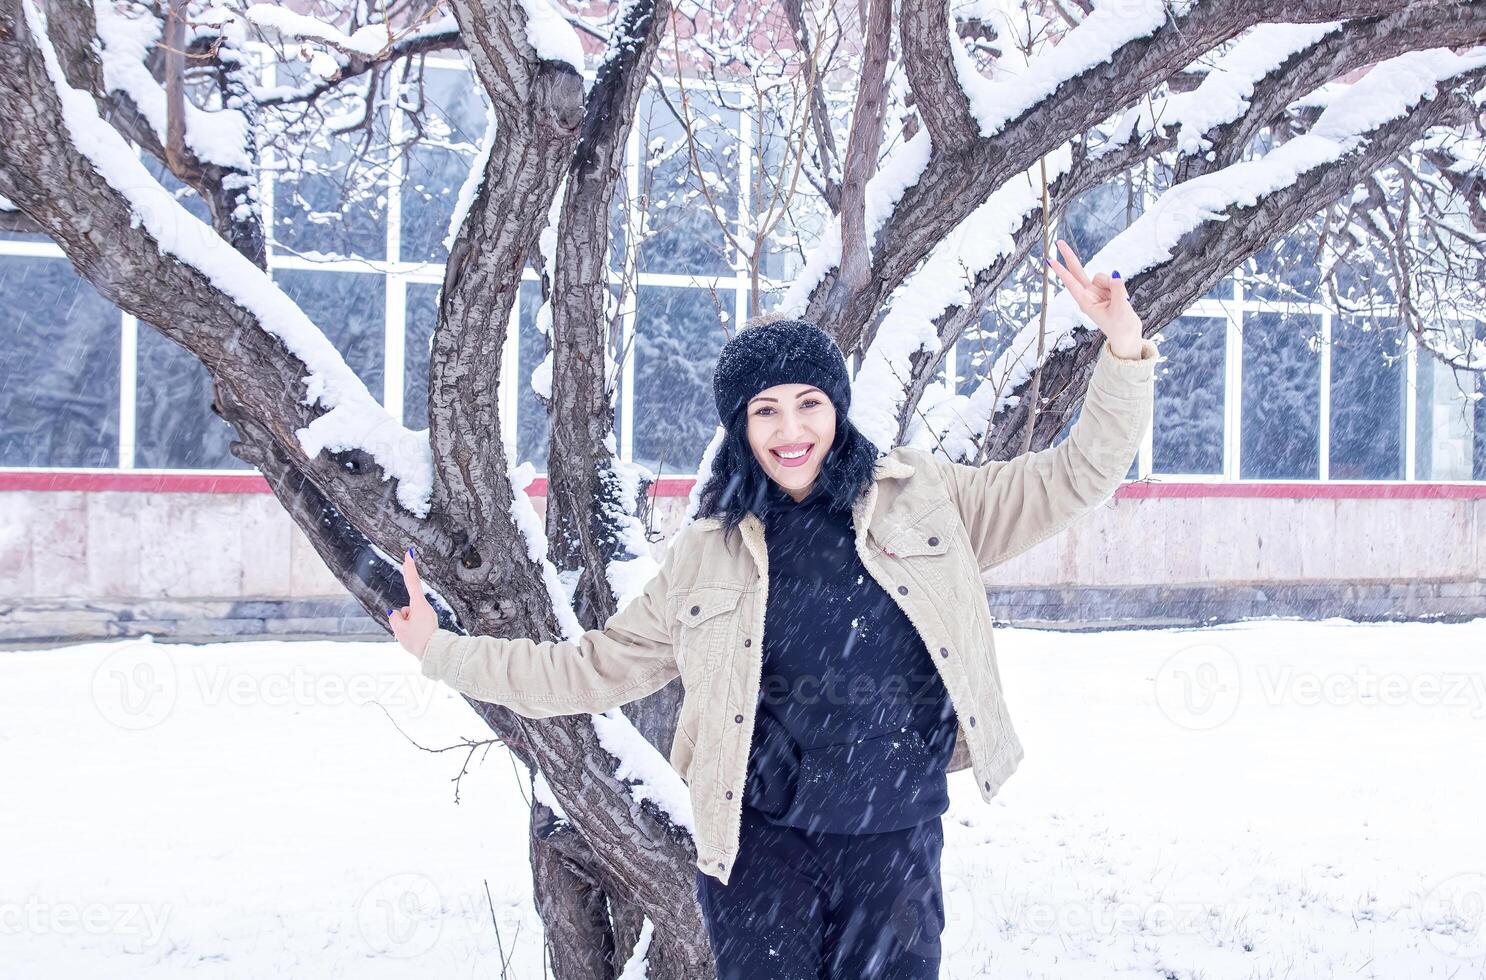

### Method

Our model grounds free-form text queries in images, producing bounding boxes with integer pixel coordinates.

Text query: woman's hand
[388,548,437,661]
[1045,238,1145,359]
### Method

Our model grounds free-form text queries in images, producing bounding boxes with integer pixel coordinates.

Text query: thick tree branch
[547,0,671,627]
[899,0,978,148]
[837,0,893,297]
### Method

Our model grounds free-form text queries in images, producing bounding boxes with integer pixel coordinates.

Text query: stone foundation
[5,580,1482,647]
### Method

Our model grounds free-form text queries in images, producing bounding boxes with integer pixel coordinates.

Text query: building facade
[3,54,1484,643]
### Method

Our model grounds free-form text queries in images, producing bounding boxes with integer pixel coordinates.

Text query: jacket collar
[687,449,915,571]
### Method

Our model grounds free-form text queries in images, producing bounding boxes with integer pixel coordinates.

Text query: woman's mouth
[770,443,814,468]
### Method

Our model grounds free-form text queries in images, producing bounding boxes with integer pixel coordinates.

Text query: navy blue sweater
[742,477,957,833]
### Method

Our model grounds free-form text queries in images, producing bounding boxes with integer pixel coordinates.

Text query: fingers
[1054,239,1093,290]
[400,547,424,599]
[1044,251,1090,305]
[1091,271,1128,307]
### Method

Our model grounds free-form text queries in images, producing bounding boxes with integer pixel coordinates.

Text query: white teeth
[776,447,809,459]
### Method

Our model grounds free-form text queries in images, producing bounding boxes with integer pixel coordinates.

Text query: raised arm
[913,337,1158,571]
[918,238,1158,570]
[407,528,691,719]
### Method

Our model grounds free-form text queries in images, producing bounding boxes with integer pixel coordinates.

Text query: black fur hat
[712,317,852,428]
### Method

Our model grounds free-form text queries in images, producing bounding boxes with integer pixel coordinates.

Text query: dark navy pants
[695,802,945,979]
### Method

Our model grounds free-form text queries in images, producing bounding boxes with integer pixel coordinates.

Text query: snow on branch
[592,707,694,835]
[244,3,400,57]
[848,143,1074,450]
[1101,21,1344,159]
[928,44,1486,460]
[94,0,253,171]
[518,0,584,70]
[443,98,497,254]
[24,0,434,515]
[951,0,1196,140]
[778,129,932,315]
[782,0,1196,317]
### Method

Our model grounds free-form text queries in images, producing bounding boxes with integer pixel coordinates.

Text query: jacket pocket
[670,723,698,783]
[673,585,742,677]
[872,500,955,558]
[742,707,799,818]
[671,586,742,785]
[787,727,935,825]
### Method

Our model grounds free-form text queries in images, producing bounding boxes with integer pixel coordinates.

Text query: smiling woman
[746,382,836,500]
[393,258,1160,979]
[695,316,882,537]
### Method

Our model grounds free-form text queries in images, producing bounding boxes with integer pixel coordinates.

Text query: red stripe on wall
[1,470,1484,499]
[1117,480,1486,500]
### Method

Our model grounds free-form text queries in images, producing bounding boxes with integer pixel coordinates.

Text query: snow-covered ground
[3,617,1485,978]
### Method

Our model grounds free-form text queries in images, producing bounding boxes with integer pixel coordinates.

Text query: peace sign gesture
[1045,239,1145,360]
[388,547,437,661]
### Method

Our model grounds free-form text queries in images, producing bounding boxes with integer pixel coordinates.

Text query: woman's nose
[777,418,809,441]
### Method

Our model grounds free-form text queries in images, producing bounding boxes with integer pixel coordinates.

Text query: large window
[1415,321,1484,481]
[400,66,489,265]
[634,87,740,279]
[631,285,728,478]
[273,269,387,401]
[1330,314,1406,479]
[1240,309,1322,479]
[0,258,120,467]
[1153,316,1226,476]
[515,281,552,473]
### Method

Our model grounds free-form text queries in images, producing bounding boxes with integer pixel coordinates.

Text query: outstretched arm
[390,531,687,719]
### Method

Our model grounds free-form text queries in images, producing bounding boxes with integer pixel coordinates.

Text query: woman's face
[745,383,836,502]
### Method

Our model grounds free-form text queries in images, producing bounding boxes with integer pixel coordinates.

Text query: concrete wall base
[5,580,1484,646]
[1,597,384,646]
[988,580,1486,630]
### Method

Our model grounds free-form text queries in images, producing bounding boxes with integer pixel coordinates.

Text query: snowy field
[3,617,1486,979]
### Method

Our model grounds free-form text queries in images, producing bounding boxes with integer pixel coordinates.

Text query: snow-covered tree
[0,0,1483,973]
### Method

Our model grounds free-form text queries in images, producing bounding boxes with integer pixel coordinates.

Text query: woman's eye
[754,399,819,416]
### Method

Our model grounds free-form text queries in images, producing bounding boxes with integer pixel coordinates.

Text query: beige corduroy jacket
[419,337,1159,884]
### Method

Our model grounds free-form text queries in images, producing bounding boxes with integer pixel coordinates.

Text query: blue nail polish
[387,609,394,617]
[408,547,414,557]
[1111,270,1121,279]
